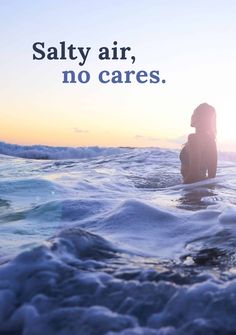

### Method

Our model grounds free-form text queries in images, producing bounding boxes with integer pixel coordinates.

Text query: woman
[180,103,217,184]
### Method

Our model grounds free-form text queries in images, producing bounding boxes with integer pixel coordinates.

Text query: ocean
[1,141,236,335]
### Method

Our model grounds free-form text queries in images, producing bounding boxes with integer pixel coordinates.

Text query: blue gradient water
[1,142,236,335]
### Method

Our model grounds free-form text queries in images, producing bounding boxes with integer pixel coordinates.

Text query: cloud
[73,128,89,134]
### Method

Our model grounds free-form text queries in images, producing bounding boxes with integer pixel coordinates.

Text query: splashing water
[1,142,236,334]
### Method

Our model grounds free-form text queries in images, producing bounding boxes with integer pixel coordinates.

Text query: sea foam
[1,143,236,334]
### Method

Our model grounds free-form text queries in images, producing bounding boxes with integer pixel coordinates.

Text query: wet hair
[191,103,216,137]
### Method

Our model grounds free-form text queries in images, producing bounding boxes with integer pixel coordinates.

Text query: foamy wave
[0,227,236,335]
[0,141,123,160]
[2,141,236,334]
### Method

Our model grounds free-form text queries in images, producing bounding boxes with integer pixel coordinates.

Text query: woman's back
[180,104,217,184]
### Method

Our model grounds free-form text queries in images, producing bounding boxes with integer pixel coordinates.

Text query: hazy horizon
[1,139,236,155]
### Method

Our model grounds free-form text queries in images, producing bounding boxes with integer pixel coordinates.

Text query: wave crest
[0,141,124,160]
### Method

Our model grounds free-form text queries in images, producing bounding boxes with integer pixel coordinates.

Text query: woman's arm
[183,134,201,183]
[207,140,217,178]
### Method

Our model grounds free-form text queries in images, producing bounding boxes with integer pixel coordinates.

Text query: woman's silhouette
[180,103,217,184]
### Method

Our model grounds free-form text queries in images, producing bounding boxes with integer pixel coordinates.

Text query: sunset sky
[1,0,236,150]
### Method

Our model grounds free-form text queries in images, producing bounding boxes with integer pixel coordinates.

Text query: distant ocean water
[1,141,236,334]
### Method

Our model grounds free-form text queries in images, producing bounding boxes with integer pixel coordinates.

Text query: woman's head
[191,103,216,136]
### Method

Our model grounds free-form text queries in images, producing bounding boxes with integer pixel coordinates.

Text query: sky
[0,0,236,150]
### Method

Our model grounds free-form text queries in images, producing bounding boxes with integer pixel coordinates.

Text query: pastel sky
[1,0,236,150]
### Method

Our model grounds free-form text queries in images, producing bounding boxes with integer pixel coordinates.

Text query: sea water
[1,141,236,334]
